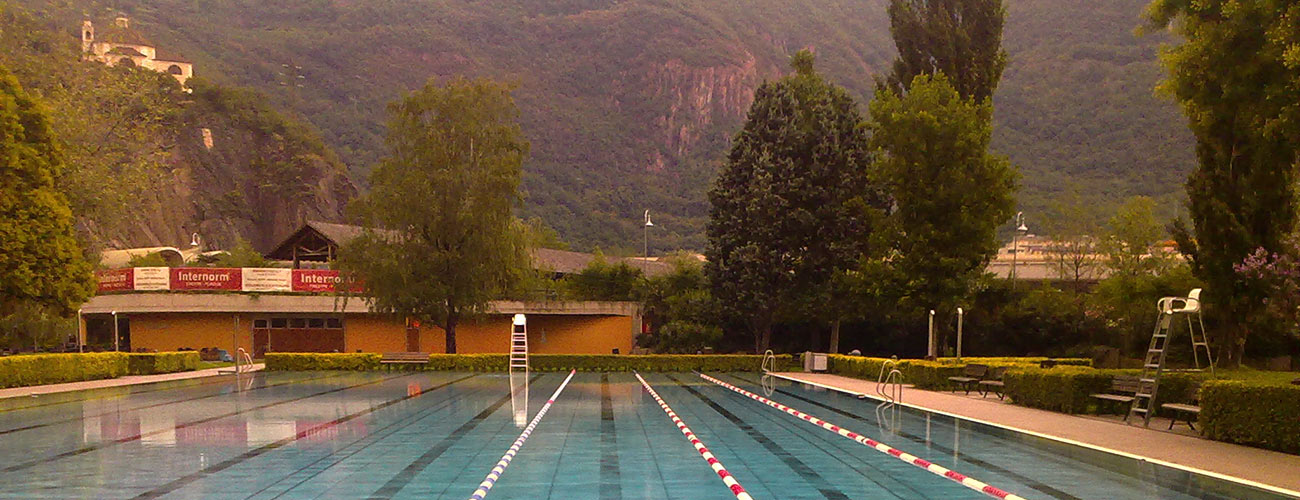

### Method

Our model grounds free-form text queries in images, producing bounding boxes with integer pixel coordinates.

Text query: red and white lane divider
[699,373,1028,500]
[634,372,754,500]
[467,369,577,500]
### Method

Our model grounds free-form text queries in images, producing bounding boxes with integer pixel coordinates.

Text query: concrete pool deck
[771,371,1300,496]
[0,363,264,400]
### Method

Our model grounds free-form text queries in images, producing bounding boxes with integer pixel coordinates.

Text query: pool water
[0,371,1290,499]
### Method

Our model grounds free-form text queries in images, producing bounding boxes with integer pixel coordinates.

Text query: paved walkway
[772,372,1300,496]
[0,364,265,400]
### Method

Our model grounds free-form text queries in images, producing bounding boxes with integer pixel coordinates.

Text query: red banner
[292,269,362,293]
[170,267,242,291]
[95,268,134,292]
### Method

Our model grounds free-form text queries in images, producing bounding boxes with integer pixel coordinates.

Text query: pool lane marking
[0,372,345,436]
[769,373,1300,500]
[665,374,852,500]
[726,374,1079,500]
[599,373,622,500]
[3,372,417,473]
[700,373,1029,500]
[634,372,755,500]
[127,374,481,500]
[467,369,577,500]
[366,373,546,500]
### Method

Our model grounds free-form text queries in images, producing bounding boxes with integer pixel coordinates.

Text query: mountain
[15,0,1193,251]
[0,5,356,252]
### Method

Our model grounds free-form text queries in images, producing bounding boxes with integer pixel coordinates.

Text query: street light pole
[1011,212,1028,290]
[643,210,654,272]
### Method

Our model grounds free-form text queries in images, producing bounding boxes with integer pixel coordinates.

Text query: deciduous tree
[881,0,1008,102]
[0,65,95,316]
[341,77,530,353]
[1145,0,1300,366]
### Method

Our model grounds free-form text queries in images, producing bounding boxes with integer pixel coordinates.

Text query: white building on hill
[81,17,193,86]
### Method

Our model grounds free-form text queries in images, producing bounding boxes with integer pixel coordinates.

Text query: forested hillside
[0,5,355,251]
[14,0,1193,251]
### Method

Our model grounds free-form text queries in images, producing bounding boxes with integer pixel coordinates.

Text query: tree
[1100,196,1171,279]
[1043,192,1102,296]
[562,252,644,301]
[706,50,880,353]
[211,238,273,268]
[881,0,1009,102]
[1145,0,1300,366]
[0,65,95,317]
[340,77,530,353]
[868,74,1017,321]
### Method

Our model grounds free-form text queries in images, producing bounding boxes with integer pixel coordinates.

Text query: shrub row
[0,353,128,389]
[1200,381,1300,454]
[1003,367,1206,414]
[126,352,201,375]
[827,355,1091,391]
[266,353,793,372]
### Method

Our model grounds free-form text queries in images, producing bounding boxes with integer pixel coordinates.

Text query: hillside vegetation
[17,0,1193,250]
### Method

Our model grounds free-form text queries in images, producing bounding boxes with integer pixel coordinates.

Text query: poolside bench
[1091,375,1141,418]
[978,366,1008,400]
[948,364,989,395]
[1160,383,1202,430]
[380,352,429,369]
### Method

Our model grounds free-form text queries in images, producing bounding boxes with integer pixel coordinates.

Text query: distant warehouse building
[79,221,667,356]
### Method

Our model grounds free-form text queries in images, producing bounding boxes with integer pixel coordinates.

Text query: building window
[290,318,307,328]
[253,319,268,329]
[167,64,183,75]
[326,318,342,329]
[270,318,287,329]
[308,318,325,328]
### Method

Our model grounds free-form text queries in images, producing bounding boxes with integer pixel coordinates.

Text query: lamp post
[955,307,965,362]
[927,309,937,359]
[111,311,119,352]
[643,210,654,271]
[1010,212,1029,289]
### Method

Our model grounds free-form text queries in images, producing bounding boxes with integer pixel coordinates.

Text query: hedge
[827,355,1091,391]
[1200,381,1300,454]
[1002,367,1206,414]
[266,353,793,372]
[126,352,201,375]
[0,353,128,389]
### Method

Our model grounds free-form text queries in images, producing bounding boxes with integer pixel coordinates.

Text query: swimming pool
[0,371,1291,499]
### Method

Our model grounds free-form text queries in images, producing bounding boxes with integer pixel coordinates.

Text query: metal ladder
[761,350,775,373]
[1129,289,1215,427]
[876,357,904,406]
[510,315,529,371]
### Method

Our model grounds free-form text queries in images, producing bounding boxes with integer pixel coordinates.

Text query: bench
[978,366,1008,400]
[1160,383,1201,430]
[380,352,429,369]
[1091,374,1141,418]
[948,364,988,395]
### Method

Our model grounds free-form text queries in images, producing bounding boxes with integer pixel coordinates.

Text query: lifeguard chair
[1129,288,1215,426]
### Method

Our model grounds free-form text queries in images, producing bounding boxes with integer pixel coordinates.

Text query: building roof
[105,46,146,57]
[99,247,186,268]
[266,221,674,277]
[97,25,153,47]
[81,293,640,317]
[153,47,191,64]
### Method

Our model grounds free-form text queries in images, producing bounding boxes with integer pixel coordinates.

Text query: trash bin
[803,352,828,372]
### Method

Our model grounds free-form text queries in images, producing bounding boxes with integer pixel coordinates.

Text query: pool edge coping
[768,372,1300,500]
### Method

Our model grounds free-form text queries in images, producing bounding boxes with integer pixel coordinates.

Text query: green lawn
[1213,367,1300,386]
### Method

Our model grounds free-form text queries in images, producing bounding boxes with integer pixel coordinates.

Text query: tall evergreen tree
[881,0,1008,102]
[341,77,531,353]
[869,74,1017,319]
[706,50,881,353]
[0,65,94,316]
[1146,0,1300,366]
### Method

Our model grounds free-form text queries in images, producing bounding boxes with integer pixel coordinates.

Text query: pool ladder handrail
[876,357,903,406]
[761,349,775,373]
[235,348,254,374]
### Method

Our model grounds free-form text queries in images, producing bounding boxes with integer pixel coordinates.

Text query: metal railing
[761,349,776,373]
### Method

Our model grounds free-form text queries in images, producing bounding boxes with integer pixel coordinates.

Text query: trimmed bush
[266,353,791,372]
[265,353,381,371]
[0,353,128,389]
[1200,381,1300,454]
[127,352,200,375]
[1003,367,1114,413]
[828,355,1094,391]
[934,357,1092,367]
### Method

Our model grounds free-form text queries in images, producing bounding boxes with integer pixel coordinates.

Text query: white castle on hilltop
[81,16,193,86]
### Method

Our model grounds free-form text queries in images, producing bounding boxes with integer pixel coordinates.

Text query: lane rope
[634,371,755,500]
[467,369,577,500]
[699,373,1028,500]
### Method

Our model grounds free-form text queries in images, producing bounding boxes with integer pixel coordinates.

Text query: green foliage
[1002,366,1114,413]
[341,77,531,353]
[827,354,1090,390]
[0,352,127,389]
[1100,196,1173,278]
[868,73,1017,317]
[561,252,644,301]
[264,353,381,371]
[1146,0,1300,366]
[0,302,76,350]
[210,238,272,268]
[127,252,169,267]
[637,255,723,353]
[1200,381,1300,454]
[271,353,793,372]
[707,51,879,352]
[1092,262,1200,356]
[0,63,95,316]
[126,352,199,374]
[882,0,1008,102]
